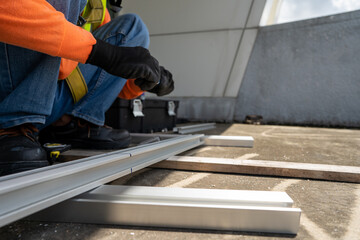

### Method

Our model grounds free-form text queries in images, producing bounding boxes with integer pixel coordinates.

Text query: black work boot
[39,119,131,150]
[0,124,49,177]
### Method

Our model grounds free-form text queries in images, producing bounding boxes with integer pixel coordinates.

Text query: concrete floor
[0,124,359,240]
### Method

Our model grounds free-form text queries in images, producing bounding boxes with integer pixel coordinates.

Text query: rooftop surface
[0,123,359,239]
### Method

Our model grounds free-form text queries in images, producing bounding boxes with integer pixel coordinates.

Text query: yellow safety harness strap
[64,0,107,103]
[65,66,88,103]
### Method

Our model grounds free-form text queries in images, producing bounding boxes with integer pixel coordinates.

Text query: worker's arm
[59,9,112,79]
[0,0,95,63]
[119,66,175,99]
[0,1,162,90]
[86,39,160,90]
[118,79,144,99]
[146,66,174,96]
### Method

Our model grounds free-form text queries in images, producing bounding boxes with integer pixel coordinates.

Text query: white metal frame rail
[132,133,255,148]
[173,123,216,134]
[0,134,203,227]
[61,134,255,160]
[203,135,254,147]
[31,185,301,234]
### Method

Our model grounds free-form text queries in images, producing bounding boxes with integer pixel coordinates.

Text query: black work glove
[86,39,160,90]
[144,66,174,96]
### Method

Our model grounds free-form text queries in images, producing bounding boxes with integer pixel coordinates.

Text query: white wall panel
[120,1,266,121]
[122,0,252,34]
[247,0,267,28]
[225,29,258,97]
[149,30,242,97]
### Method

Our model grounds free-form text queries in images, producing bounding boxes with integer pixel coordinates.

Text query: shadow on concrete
[90,224,297,239]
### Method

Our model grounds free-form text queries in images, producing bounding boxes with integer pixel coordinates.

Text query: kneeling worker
[0,0,174,176]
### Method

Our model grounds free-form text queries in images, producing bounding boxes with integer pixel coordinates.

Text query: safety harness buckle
[77,15,87,27]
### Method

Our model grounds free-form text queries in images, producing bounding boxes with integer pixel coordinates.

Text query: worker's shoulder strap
[82,0,107,32]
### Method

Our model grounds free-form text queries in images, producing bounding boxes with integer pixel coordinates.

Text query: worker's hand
[144,66,174,96]
[86,39,160,89]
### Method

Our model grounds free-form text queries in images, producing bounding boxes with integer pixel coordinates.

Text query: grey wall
[235,10,360,127]
[167,97,236,122]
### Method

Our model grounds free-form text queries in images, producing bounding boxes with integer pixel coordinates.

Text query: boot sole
[0,160,49,176]
[0,147,49,176]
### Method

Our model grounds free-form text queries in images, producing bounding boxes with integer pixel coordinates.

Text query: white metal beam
[173,123,216,134]
[0,135,203,227]
[203,135,254,147]
[61,134,255,160]
[31,185,301,234]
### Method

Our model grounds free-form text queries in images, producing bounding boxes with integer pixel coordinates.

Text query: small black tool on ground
[43,143,71,164]
[245,115,263,125]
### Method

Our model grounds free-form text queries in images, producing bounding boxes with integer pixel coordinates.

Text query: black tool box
[105,99,143,132]
[105,98,179,133]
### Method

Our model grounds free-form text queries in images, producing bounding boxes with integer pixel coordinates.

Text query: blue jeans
[0,13,149,129]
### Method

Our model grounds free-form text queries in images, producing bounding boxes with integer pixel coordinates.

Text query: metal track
[31,185,301,234]
[203,135,254,147]
[0,134,203,227]
[173,123,216,134]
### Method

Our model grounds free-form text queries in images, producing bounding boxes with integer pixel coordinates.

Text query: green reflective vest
[82,0,107,32]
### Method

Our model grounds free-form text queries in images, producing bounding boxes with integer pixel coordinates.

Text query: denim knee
[109,13,150,48]
[118,13,148,31]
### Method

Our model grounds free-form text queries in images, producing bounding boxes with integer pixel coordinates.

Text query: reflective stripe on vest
[65,0,106,103]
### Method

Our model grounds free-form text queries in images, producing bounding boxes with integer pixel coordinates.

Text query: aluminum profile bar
[62,134,255,159]
[72,185,295,208]
[0,135,203,227]
[173,123,216,134]
[31,185,301,234]
[203,135,254,147]
[61,134,177,158]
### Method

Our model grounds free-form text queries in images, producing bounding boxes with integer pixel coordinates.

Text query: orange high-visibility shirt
[0,1,143,99]
[0,0,95,64]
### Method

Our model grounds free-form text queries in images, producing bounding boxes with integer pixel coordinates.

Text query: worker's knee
[121,13,143,24]
[94,13,150,48]
[113,13,147,32]
[116,13,149,46]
